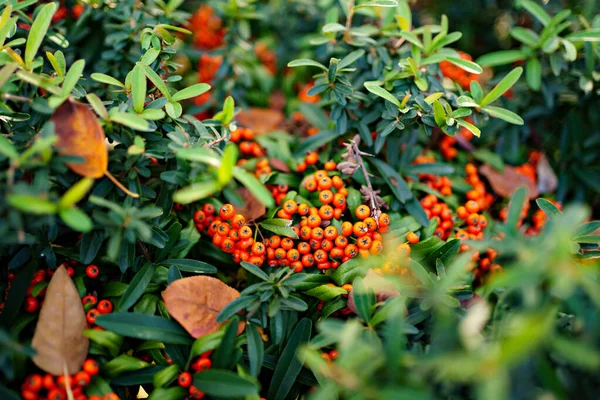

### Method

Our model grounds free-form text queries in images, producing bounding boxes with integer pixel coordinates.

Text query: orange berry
[333,208,343,219]
[301,254,314,267]
[281,237,294,250]
[370,240,383,254]
[231,214,246,229]
[305,151,319,165]
[363,217,377,232]
[307,214,322,228]
[465,200,480,213]
[341,221,353,236]
[324,226,338,240]
[304,177,317,192]
[319,190,333,205]
[334,236,348,248]
[283,200,298,214]
[297,162,307,172]
[251,242,266,256]
[321,239,334,252]
[311,227,324,240]
[357,236,372,250]
[319,205,334,220]
[298,203,309,215]
[378,213,390,227]
[298,242,311,254]
[318,176,333,190]
[219,204,235,220]
[345,244,358,258]
[355,205,370,220]
[406,232,419,244]
[239,226,253,239]
[456,206,468,219]
[352,222,368,237]
[332,175,344,189]
[324,161,336,170]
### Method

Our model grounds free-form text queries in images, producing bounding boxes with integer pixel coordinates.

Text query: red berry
[82,295,97,306]
[74,371,91,387]
[178,372,192,387]
[83,359,100,376]
[86,265,99,278]
[97,299,113,314]
[24,297,39,312]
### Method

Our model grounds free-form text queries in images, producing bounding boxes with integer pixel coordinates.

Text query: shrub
[0,1,599,400]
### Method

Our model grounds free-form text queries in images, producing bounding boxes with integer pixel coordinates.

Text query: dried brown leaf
[236,107,284,135]
[536,153,558,194]
[269,158,290,173]
[51,99,108,178]
[31,266,89,375]
[163,276,244,338]
[480,164,539,199]
[234,187,267,222]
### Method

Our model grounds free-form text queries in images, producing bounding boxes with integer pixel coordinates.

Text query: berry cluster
[463,163,494,211]
[420,195,455,240]
[81,295,114,326]
[469,248,502,286]
[440,51,480,89]
[21,360,118,400]
[320,349,339,362]
[188,5,226,50]
[375,242,414,276]
[194,167,391,272]
[268,183,290,206]
[176,351,213,399]
[413,155,453,196]
[455,200,488,242]
[255,42,277,75]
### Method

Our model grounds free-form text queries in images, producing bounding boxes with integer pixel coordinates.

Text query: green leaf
[153,364,179,388]
[565,29,600,42]
[446,56,483,74]
[246,324,264,378]
[536,198,561,218]
[218,143,237,186]
[470,81,484,103]
[338,50,366,69]
[240,261,270,281]
[353,0,398,10]
[0,133,19,161]
[260,219,299,239]
[173,181,219,204]
[25,3,58,68]
[61,59,85,98]
[397,31,423,49]
[472,149,504,171]
[59,177,94,209]
[148,387,187,400]
[216,296,256,322]
[83,329,123,358]
[476,50,527,67]
[424,92,444,104]
[521,0,551,26]
[352,277,375,322]
[142,64,171,99]
[506,186,528,235]
[103,354,150,377]
[364,81,401,107]
[481,106,524,125]
[95,313,193,344]
[233,166,274,208]
[165,101,182,119]
[213,96,235,124]
[456,95,480,108]
[267,318,312,400]
[111,112,152,131]
[171,83,211,102]
[161,259,217,274]
[370,158,412,203]
[304,284,347,301]
[551,336,600,370]
[118,263,156,311]
[91,73,124,88]
[480,67,523,106]
[7,194,57,214]
[132,64,147,113]
[86,93,109,119]
[193,370,258,398]
[59,207,92,232]
[510,27,540,47]
[322,22,346,33]
[432,100,447,126]
[526,57,542,91]
[287,59,328,71]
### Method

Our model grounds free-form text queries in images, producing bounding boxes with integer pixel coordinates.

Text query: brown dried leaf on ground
[51,99,108,178]
[31,266,89,375]
[236,107,285,135]
[163,276,244,338]
[234,187,267,222]
[480,163,539,199]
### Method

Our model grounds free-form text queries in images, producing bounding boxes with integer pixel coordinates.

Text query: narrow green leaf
[59,207,92,232]
[260,219,299,239]
[233,166,274,208]
[446,56,482,74]
[481,67,523,106]
[194,370,258,398]
[95,313,193,344]
[526,57,542,91]
[142,64,171,99]
[481,106,524,125]
[240,261,270,281]
[118,263,155,311]
[132,64,147,113]
[218,143,237,186]
[521,0,551,26]
[111,112,152,131]
[171,83,211,102]
[246,324,264,378]
[456,118,481,137]
[364,81,400,107]
[287,59,328,71]
[86,93,109,119]
[59,177,94,209]
[173,181,220,205]
[476,50,527,67]
[510,27,540,47]
[90,73,124,88]
[25,3,58,68]
[7,194,57,214]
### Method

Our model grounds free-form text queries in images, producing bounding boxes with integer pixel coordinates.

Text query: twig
[138,241,152,262]
[343,0,355,43]
[3,94,31,102]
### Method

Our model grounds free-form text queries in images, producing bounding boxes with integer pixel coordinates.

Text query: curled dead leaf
[163,276,244,339]
[536,153,558,194]
[347,269,400,314]
[236,107,284,135]
[234,187,266,222]
[480,163,539,199]
[51,99,108,178]
[31,266,89,375]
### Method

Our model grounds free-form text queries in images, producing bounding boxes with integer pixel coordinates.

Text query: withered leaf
[536,153,558,194]
[269,158,290,173]
[163,276,244,339]
[51,99,108,178]
[236,107,284,135]
[31,265,89,375]
[480,163,539,199]
[234,187,266,222]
